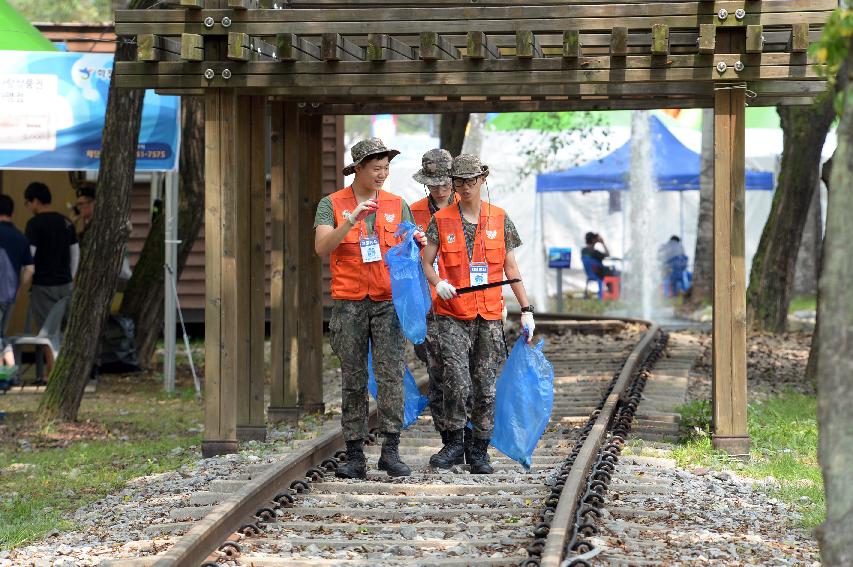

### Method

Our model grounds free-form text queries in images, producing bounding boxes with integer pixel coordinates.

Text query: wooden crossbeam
[562,30,581,58]
[228,0,261,8]
[746,25,764,53]
[651,24,669,55]
[227,32,277,61]
[698,23,716,54]
[610,27,628,55]
[516,30,544,59]
[161,0,202,8]
[466,31,501,59]
[137,34,181,62]
[419,32,460,60]
[322,33,365,61]
[789,23,809,52]
[276,33,322,61]
[181,33,204,61]
[367,33,415,61]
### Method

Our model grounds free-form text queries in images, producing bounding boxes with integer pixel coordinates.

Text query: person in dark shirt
[581,231,616,278]
[23,182,78,332]
[0,194,34,369]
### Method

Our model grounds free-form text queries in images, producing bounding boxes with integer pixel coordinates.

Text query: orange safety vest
[329,187,403,301]
[433,202,506,321]
[411,194,460,305]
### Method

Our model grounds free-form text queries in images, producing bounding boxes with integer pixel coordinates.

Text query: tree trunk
[745,91,836,332]
[792,185,823,297]
[119,96,205,369]
[439,113,470,156]
[691,108,714,305]
[817,45,853,566]
[461,113,486,156]
[38,37,144,422]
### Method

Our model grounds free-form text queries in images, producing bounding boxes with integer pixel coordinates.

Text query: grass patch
[0,371,202,549]
[789,295,817,314]
[673,393,823,529]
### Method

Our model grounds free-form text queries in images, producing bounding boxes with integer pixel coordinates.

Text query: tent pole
[163,170,178,394]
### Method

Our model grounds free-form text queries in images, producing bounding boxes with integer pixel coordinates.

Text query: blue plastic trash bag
[367,340,429,429]
[491,337,554,469]
[384,221,432,344]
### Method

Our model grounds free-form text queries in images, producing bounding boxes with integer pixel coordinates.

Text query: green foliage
[788,295,817,314]
[810,7,853,113]
[7,0,114,24]
[677,399,712,438]
[673,393,824,529]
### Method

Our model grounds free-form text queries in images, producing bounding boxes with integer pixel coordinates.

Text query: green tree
[7,0,113,23]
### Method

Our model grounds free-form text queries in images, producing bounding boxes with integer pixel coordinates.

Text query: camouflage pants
[330,298,405,442]
[413,316,471,433]
[436,315,507,440]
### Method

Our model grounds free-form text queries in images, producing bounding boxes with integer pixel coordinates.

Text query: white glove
[435,280,457,300]
[521,312,535,343]
[346,198,379,224]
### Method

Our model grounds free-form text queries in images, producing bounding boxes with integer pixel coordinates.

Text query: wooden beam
[651,23,669,55]
[610,26,628,55]
[367,33,415,61]
[137,34,181,62]
[419,32,460,60]
[562,30,581,58]
[466,31,501,59]
[181,33,204,61]
[228,32,277,61]
[745,25,764,53]
[228,0,260,8]
[322,33,365,61]
[789,23,809,52]
[516,30,544,59]
[276,33,322,61]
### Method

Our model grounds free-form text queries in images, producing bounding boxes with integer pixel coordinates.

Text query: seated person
[581,231,617,278]
[658,235,685,264]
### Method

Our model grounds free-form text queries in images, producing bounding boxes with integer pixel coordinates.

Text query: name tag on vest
[469,262,488,287]
[360,236,381,263]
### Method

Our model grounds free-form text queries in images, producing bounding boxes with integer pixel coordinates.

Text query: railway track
[109,316,668,567]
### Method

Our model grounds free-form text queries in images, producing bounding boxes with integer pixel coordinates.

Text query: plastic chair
[581,255,604,299]
[11,296,69,386]
[602,275,621,300]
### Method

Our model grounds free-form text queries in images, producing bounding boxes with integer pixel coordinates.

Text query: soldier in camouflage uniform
[421,154,536,474]
[410,149,469,460]
[315,138,425,479]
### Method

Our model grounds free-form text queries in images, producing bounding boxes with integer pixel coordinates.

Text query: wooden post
[712,82,750,457]
[298,112,325,414]
[236,95,268,442]
[268,102,303,423]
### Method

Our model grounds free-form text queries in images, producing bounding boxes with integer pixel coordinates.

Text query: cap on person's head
[24,181,52,205]
[342,137,400,176]
[77,186,96,200]
[670,235,680,242]
[412,148,452,186]
[585,232,598,245]
[450,154,489,180]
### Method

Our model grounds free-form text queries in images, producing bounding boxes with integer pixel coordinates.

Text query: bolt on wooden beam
[562,30,581,58]
[651,23,669,55]
[466,31,501,59]
[698,23,716,54]
[516,30,544,59]
[276,33,321,61]
[789,23,809,52]
[610,26,628,55]
[322,33,365,61]
[367,33,415,61]
[181,33,204,61]
[419,32,460,61]
[745,25,764,53]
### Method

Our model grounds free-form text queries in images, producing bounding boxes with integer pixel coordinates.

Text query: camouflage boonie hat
[412,148,452,186]
[451,154,490,179]
[342,137,400,176]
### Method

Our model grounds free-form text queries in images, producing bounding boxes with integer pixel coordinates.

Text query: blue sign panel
[0,51,179,171]
[548,247,572,269]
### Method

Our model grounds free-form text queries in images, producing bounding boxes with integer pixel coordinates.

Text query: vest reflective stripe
[411,194,461,305]
[433,203,506,321]
[329,187,402,301]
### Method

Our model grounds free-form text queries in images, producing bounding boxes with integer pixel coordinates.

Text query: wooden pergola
[114,0,834,457]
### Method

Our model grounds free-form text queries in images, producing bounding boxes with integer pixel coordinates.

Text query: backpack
[0,248,18,304]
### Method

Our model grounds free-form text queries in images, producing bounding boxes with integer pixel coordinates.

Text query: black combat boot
[469,438,494,474]
[463,427,473,465]
[437,430,464,465]
[335,439,367,479]
[378,433,412,477]
[429,429,465,469]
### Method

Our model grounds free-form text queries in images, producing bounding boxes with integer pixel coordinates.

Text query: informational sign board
[0,51,179,171]
[548,247,572,269]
